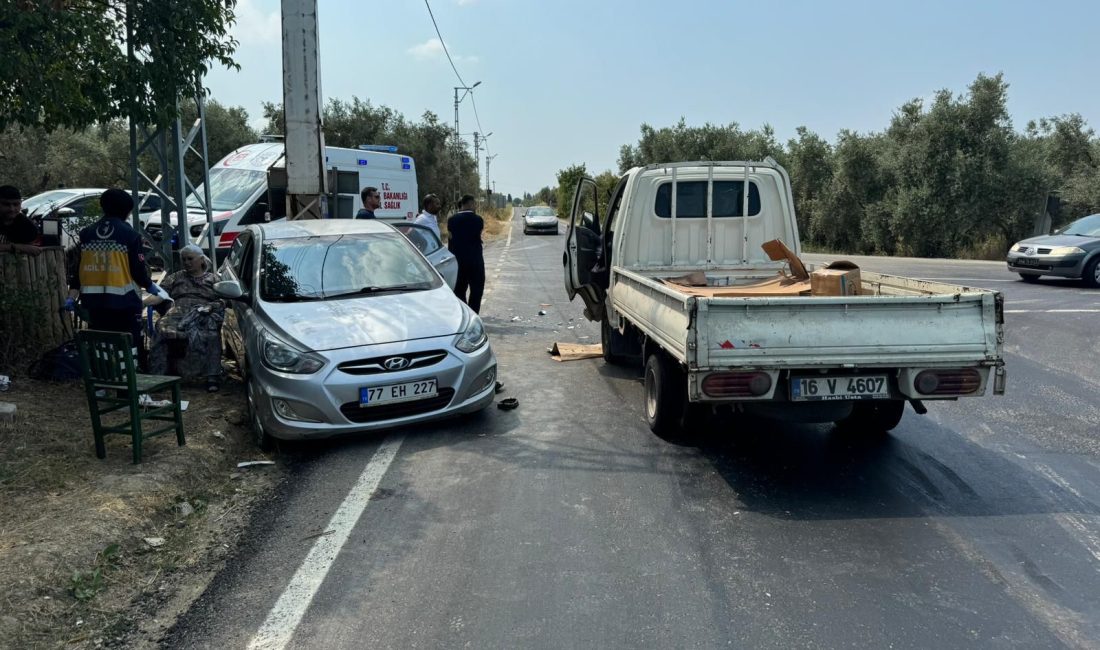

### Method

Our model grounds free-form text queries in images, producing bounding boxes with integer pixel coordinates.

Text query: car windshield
[23,190,80,215]
[1056,214,1100,237]
[186,168,266,211]
[260,232,441,302]
[528,207,555,216]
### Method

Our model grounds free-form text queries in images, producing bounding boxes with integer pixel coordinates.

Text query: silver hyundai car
[215,219,496,448]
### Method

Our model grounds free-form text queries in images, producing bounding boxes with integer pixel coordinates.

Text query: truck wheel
[835,400,906,433]
[644,352,689,437]
[602,320,633,366]
[1083,257,1100,288]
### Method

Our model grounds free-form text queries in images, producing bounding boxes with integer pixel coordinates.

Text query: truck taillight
[702,372,772,397]
[914,369,981,396]
[218,231,240,248]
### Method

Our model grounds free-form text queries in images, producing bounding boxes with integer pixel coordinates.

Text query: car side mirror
[214,280,245,300]
[55,207,76,218]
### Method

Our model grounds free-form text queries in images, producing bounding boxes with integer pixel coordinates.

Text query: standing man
[356,186,380,219]
[447,194,485,313]
[0,185,42,256]
[412,193,442,241]
[69,189,155,363]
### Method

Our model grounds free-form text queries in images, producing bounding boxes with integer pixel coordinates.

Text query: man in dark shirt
[447,194,485,313]
[355,186,380,219]
[0,185,42,256]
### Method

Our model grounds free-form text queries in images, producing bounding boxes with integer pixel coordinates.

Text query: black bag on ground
[27,340,82,382]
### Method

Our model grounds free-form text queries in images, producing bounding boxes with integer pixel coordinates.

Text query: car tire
[834,400,906,433]
[644,352,691,438]
[1083,257,1100,288]
[1019,273,1041,283]
[247,377,275,452]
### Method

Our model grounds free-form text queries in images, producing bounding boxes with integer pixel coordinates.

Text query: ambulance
[188,142,418,262]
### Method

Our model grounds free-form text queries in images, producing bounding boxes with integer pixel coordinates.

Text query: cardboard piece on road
[664,273,811,297]
[810,260,862,296]
[761,239,809,280]
[550,342,603,362]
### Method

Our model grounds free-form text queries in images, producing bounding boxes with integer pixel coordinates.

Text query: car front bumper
[1006,252,1086,278]
[524,220,559,233]
[252,335,497,440]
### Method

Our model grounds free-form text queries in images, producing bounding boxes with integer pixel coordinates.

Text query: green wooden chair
[76,330,185,464]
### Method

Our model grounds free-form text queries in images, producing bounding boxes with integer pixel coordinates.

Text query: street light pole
[452,81,481,154]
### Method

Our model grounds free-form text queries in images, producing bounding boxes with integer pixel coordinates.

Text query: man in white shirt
[411,194,442,241]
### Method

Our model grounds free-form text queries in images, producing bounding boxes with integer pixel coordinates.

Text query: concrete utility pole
[485,153,498,206]
[281,0,327,220]
[452,82,481,154]
[472,132,480,174]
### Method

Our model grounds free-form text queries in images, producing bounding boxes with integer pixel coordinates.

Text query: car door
[563,176,605,320]
[219,230,255,374]
[393,222,458,288]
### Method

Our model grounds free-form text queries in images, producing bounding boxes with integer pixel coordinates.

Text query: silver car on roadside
[216,219,496,448]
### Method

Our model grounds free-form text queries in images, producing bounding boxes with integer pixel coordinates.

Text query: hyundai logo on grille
[384,357,410,371]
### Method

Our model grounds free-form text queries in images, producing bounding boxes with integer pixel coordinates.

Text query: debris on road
[0,402,15,423]
[511,316,522,322]
[497,398,519,411]
[538,310,547,316]
[495,381,505,394]
[550,342,603,362]
[236,460,275,469]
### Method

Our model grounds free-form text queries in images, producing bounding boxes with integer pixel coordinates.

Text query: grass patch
[0,377,280,648]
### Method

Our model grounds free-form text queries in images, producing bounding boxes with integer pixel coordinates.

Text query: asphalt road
[165,211,1100,649]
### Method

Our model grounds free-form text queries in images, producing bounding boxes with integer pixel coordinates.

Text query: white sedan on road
[216,219,496,449]
[523,206,560,235]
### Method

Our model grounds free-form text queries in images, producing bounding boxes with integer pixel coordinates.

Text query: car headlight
[260,330,324,374]
[1012,244,1028,253]
[455,314,488,353]
[1048,246,1085,256]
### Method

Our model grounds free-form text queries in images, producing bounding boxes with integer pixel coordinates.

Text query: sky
[205,0,1100,198]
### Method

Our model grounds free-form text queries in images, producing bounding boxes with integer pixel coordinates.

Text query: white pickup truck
[562,159,1006,435]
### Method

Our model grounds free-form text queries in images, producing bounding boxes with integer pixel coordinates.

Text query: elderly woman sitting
[146,244,225,392]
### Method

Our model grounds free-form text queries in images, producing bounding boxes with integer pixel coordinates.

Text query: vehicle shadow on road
[686,412,1100,522]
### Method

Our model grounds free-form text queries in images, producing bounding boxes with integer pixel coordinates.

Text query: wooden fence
[0,247,73,370]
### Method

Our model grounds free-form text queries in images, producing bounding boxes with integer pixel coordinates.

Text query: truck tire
[602,320,634,366]
[644,352,690,437]
[835,400,906,433]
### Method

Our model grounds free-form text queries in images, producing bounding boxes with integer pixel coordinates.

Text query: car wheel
[835,400,905,433]
[1019,273,1041,283]
[247,377,275,452]
[1083,257,1100,288]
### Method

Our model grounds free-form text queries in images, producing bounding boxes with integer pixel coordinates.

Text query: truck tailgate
[698,291,1002,368]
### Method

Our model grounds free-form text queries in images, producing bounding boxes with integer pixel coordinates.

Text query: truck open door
[563,176,605,320]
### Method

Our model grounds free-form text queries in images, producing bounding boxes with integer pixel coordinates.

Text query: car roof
[257,218,397,240]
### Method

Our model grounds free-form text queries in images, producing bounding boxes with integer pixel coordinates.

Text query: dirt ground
[0,373,280,649]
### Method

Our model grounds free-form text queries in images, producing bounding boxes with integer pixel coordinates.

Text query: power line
[423,0,467,88]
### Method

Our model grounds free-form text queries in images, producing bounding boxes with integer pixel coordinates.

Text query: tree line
[543,74,1099,259]
[0,97,481,213]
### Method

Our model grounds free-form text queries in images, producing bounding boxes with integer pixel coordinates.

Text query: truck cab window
[655,180,761,218]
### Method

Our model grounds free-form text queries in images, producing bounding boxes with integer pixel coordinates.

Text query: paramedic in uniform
[69,189,155,363]
[446,194,485,313]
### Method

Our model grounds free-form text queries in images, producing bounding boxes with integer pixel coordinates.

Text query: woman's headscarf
[180,243,212,272]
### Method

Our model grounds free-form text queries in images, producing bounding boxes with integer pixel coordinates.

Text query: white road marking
[1004,309,1100,314]
[916,277,1018,283]
[247,436,405,650]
